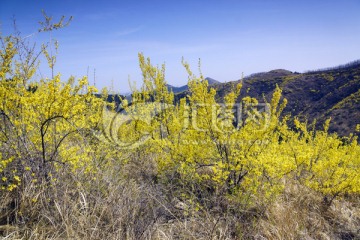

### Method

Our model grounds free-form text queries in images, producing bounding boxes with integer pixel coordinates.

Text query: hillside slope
[213,60,360,137]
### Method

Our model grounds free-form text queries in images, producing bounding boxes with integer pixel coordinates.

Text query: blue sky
[1,0,360,93]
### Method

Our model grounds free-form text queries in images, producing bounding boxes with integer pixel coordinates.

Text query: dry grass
[256,182,360,240]
[1,166,360,239]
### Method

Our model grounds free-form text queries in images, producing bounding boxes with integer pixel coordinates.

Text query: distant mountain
[167,77,221,93]
[212,60,360,137]
[205,77,221,85]
[166,84,188,93]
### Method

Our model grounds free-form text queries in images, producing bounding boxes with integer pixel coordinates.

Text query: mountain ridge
[211,60,360,137]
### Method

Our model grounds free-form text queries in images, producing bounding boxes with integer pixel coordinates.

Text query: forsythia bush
[1,29,360,207]
[113,54,360,205]
[285,118,360,199]
[0,36,105,191]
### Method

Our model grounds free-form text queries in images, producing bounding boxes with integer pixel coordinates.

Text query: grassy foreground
[1,163,359,239]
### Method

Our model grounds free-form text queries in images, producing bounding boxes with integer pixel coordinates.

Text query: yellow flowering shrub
[118,54,360,205]
[283,118,360,202]
[1,24,359,208]
[0,34,105,190]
